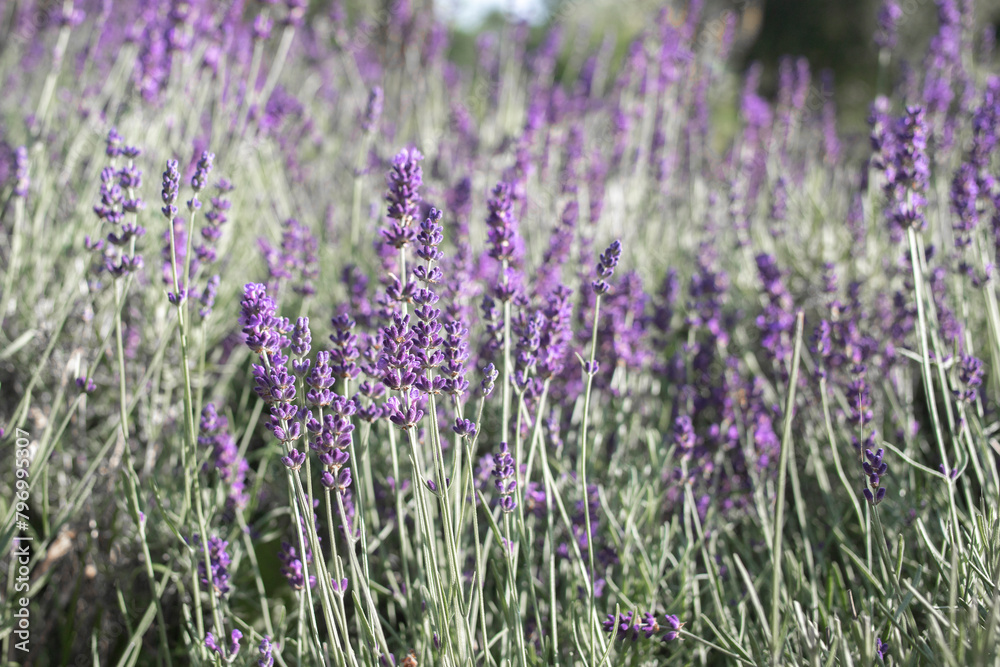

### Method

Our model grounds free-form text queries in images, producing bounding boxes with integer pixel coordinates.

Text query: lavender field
[1,0,999,665]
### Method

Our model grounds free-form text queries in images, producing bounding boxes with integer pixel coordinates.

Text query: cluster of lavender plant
[2,0,1000,665]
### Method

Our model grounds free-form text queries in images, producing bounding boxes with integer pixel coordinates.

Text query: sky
[437,0,549,27]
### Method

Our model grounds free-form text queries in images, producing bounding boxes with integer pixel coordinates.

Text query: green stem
[769,311,805,662]
[906,227,962,549]
[579,294,604,666]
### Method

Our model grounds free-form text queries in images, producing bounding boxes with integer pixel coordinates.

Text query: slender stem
[579,294,603,666]
[769,311,804,662]
[387,426,414,614]
[501,267,513,448]
[906,227,962,548]
[288,476,340,666]
[502,512,529,667]
[350,133,372,249]
[463,432,493,665]
[256,26,296,122]
[33,2,73,135]
[113,279,173,666]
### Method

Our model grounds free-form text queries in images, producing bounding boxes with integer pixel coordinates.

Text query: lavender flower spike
[875,1,902,51]
[161,159,180,219]
[191,151,215,192]
[195,534,233,597]
[258,636,275,667]
[205,629,243,659]
[593,240,622,294]
[493,441,517,513]
[386,147,423,225]
[862,447,888,505]
[603,610,683,642]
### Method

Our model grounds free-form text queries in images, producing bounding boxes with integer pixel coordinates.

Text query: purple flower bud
[875,636,889,660]
[453,418,476,438]
[253,13,274,40]
[228,629,243,658]
[282,448,307,470]
[481,363,498,397]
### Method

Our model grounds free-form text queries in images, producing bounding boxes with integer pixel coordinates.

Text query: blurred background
[431,0,1000,130]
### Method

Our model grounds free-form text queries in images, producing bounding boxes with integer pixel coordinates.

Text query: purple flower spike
[492,441,517,513]
[258,636,274,667]
[386,148,424,224]
[240,283,281,356]
[593,240,622,294]
[884,106,930,237]
[862,447,889,505]
[306,351,336,407]
[291,317,312,374]
[875,1,902,50]
[453,418,476,438]
[951,163,979,250]
[481,363,499,397]
[106,129,123,158]
[282,448,307,470]
[191,151,215,192]
[673,415,695,455]
[385,395,423,430]
[329,315,361,381]
[161,159,180,219]
[955,353,984,402]
[199,403,248,514]
[199,275,220,319]
[279,541,316,590]
[486,181,522,265]
[194,534,232,597]
[603,610,683,642]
